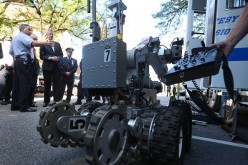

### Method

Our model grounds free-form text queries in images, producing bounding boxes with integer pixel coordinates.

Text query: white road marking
[193,136,248,149]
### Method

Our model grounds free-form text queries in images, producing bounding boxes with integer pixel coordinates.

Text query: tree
[0,0,109,41]
[152,1,188,35]
[0,3,15,40]
[153,0,205,37]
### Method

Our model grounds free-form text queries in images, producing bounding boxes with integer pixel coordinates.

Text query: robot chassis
[37,0,224,164]
[37,35,194,164]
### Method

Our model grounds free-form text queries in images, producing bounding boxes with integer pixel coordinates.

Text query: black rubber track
[148,105,190,165]
[170,100,192,152]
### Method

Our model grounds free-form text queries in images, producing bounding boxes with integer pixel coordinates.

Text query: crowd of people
[0,24,96,112]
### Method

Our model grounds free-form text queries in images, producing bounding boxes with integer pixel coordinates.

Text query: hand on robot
[210,40,234,57]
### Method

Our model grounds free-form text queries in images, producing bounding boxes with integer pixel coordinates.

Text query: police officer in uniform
[9,24,53,112]
[58,48,78,103]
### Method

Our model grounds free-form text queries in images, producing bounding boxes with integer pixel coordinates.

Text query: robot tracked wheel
[37,102,84,147]
[84,105,129,164]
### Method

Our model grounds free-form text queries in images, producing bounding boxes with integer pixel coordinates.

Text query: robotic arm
[126,36,183,87]
[127,36,222,90]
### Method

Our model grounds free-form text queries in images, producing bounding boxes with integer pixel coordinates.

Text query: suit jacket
[58,57,78,83]
[40,42,63,71]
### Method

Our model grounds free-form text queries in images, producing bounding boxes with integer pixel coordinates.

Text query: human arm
[40,46,51,61]
[56,42,63,59]
[70,59,78,74]
[32,40,54,47]
[65,59,78,76]
[47,42,63,62]
[213,4,248,57]
[40,44,59,61]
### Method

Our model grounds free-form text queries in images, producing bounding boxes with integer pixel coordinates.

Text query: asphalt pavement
[0,94,247,165]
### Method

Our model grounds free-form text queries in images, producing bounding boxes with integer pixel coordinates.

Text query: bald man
[9,24,53,112]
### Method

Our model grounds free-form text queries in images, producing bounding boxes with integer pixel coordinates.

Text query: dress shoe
[94,96,100,100]
[63,100,70,103]
[49,101,57,106]
[11,106,20,111]
[20,107,37,112]
[5,100,12,104]
[43,103,49,107]
[73,101,82,105]
[86,99,92,102]
[1,101,7,105]
[29,103,37,107]
[226,118,234,127]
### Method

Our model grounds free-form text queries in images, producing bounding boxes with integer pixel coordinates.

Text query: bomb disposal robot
[37,0,225,164]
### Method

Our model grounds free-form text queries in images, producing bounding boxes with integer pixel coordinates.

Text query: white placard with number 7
[104,49,111,62]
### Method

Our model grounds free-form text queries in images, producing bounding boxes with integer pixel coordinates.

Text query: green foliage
[0,0,108,40]
[192,12,205,39]
[152,0,188,35]
[0,4,13,39]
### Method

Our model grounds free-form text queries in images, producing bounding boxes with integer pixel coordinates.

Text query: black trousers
[43,66,61,103]
[59,80,74,102]
[11,59,31,110]
[76,80,84,102]
[28,74,37,105]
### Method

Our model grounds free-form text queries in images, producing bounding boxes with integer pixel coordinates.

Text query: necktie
[33,47,36,60]
[67,58,70,70]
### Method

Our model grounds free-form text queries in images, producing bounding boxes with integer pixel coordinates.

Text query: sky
[121,0,186,49]
[122,0,166,49]
[121,0,186,80]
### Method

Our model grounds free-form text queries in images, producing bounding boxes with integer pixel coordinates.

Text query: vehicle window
[227,0,246,9]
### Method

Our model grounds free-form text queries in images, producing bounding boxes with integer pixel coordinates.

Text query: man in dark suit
[58,48,78,103]
[40,29,63,107]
